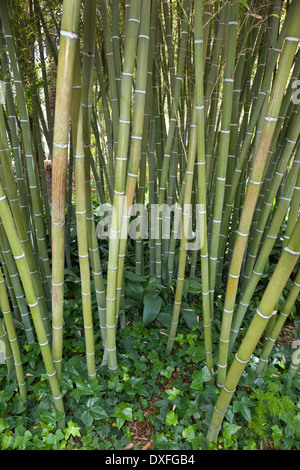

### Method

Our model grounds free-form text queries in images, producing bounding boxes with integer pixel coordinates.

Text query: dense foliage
[0,0,299,450]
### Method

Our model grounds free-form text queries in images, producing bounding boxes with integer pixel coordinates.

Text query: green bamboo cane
[116,0,151,314]
[207,214,300,443]
[155,0,189,280]
[99,0,119,183]
[0,112,51,340]
[195,0,213,376]
[217,4,294,263]
[162,0,176,99]
[0,6,51,337]
[0,32,29,221]
[65,141,74,270]
[0,258,20,325]
[34,0,53,155]
[111,0,121,102]
[105,0,142,371]
[256,269,300,377]
[209,3,238,314]
[245,49,300,270]
[51,0,81,381]
[0,183,65,426]
[0,264,26,404]
[71,53,96,379]
[243,110,300,285]
[1,1,50,282]
[31,90,52,302]
[0,221,34,344]
[94,45,114,195]
[216,10,300,388]
[167,181,185,284]
[283,148,300,249]
[203,4,226,116]
[0,317,14,372]
[148,113,158,276]
[229,157,300,350]
[81,0,107,365]
[166,105,197,354]
[34,0,58,66]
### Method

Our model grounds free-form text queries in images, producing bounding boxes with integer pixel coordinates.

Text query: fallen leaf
[142,441,154,450]
[123,442,134,450]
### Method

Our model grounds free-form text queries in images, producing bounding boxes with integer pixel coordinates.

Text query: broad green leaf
[182,308,198,329]
[161,365,175,379]
[190,366,212,390]
[81,410,94,427]
[182,425,196,441]
[124,270,146,282]
[112,402,134,429]
[125,376,150,399]
[143,292,163,326]
[165,387,184,400]
[1,432,14,450]
[156,312,172,328]
[165,410,178,426]
[233,400,252,422]
[223,422,241,439]
[64,421,81,440]
[90,405,108,420]
[0,418,9,433]
[187,277,202,294]
[71,379,95,402]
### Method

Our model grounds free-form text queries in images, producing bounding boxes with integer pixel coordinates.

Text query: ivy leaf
[71,379,95,402]
[190,366,212,390]
[222,422,241,439]
[165,410,178,426]
[165,387,184,400]
[233,399,252,422]
[0,418,9,433]
[90,405,109,421]
[81,410,94,427]
[125,376,150,399]
[112,402,134,429]
[64,421,81,440]
[182,425,196,441]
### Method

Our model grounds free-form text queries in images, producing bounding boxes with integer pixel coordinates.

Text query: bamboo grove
[0,0,299,444]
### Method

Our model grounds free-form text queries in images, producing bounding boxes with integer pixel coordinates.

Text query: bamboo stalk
[51,0,81,381]
[71,46,96,380]
[207,214,300,443]
[0,183,65,426]
[216,10,300,388]
[0,264,26,404]
[256,269,300,376]
[194,0,213,376]
[105,0,142,371]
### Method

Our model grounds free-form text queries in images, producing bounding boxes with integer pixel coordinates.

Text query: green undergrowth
[0,302,300,450]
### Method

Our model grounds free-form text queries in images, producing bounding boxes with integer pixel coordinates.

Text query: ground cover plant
[0,0,299,451]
